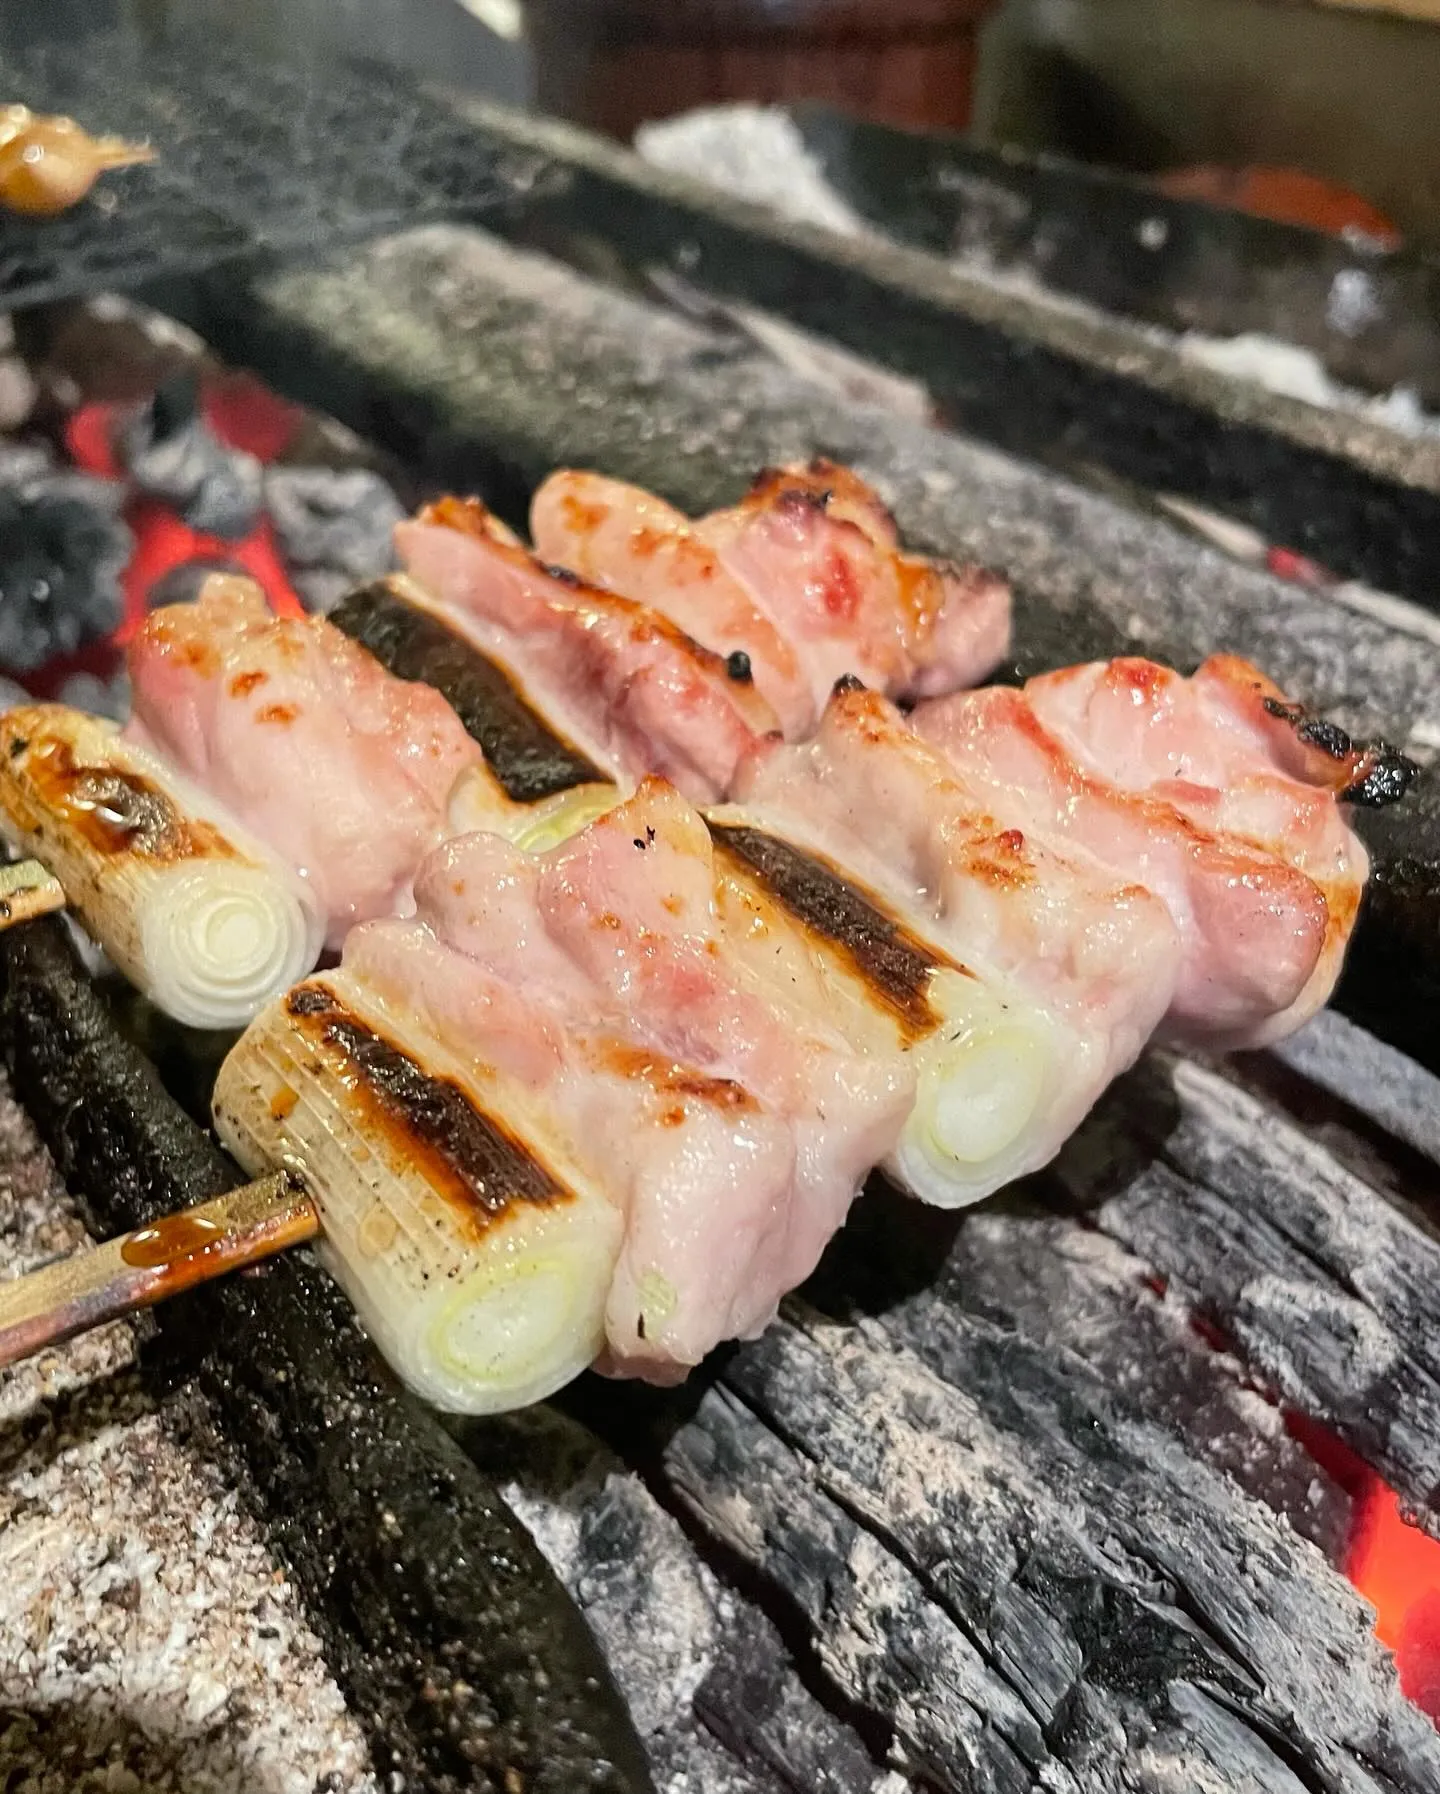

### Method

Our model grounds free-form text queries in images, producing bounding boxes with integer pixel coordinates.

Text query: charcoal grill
[3,20,1440,1794]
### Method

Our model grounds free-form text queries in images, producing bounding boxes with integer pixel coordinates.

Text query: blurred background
[16,0,1433,249]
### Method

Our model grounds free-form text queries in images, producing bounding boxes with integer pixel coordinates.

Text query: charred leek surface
[0,917,653,1794]
[330,579,604,802]
[0,705,323,1029]
[215,973,622,1416]
[709,819,1065,1206]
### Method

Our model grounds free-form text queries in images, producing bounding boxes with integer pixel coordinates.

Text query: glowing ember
[1348,1475,1440,1720]
[62,379,306,645]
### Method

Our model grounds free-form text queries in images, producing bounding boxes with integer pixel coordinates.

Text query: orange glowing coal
[1348,1473,1440,1722]
[65,378,304,633]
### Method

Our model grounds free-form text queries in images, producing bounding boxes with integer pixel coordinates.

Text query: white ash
[0,442,56,487]
[635,104,1440,443]
[0,1076,377,1794]
[264,466,403,614]
[637,106,870,242]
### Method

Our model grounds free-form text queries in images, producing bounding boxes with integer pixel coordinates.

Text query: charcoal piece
[0,485,130,676]
[264,465,403,610]
[1059,1053,1440,1523]
[1273,1007,1440,1172]
[0,441,51,488]
[0,354,36,432]
[56,668,130,723]
[144,556,249,611]
[465,1405,890,1793]
[0,917,653,1794]
[808,1186,1353,1564]
[114,370,264,540]
[1334,790,1440,1076]
[666,1307,1440,1793]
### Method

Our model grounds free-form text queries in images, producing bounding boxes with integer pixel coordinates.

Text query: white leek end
[885,970,1072,1207]
[0,705,323,1030]
[213,973,622,1414]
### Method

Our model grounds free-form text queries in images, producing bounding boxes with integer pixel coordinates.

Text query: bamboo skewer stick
[0,859,321,1372]
[0,1171,320,1371]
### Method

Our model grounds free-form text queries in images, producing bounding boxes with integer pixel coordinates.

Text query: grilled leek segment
[708,815,1069,1207]
[213,972,623,1415]
[0,704,323,1030]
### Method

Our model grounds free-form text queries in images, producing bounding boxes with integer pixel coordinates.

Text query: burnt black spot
[832,673,866,697]
[634,837,647,851]
[541,562,583,588]
[286,985,338,1018]
[8,737,27,759]
[1343,746,1422,808]
[636,1313,647,1341]
[1263,696,1356,764]
[296,1000,568,1222]
[1262,693,1419,808]
[1296,717,1355,761]
[646,825,656,843]
[725,650,753,684]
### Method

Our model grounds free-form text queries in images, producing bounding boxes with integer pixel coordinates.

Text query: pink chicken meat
[396,497,779,804]
[913,686,1333,1046]
[1018,655,1380,1044]
[346,780,910,1380]
[530,463,1011,725]
[125,576,481,947]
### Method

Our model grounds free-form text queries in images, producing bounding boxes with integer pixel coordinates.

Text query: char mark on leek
[216,973,621,1415]
[284,982,572,1231]
[709,821,950,1037]
[0,705,323,1031]
[330,580,604,803]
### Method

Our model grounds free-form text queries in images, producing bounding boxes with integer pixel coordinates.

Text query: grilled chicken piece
[126,575,480,947]
[529,471,815,737]
[396,497,779,804]
[730,683,1180,1200]
[398,781,910,1377]
[914,686,1332,1046]
[531,462,1011,723]
[1021,656,1382,1044]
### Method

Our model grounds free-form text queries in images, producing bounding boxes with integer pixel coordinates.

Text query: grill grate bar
[0,32,551,312]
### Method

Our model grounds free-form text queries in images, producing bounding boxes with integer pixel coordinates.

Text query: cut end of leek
[143,863,323,1031]
[409,1212,615,1415]
[885,971,1060,1208]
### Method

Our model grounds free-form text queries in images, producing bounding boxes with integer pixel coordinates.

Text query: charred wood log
[463,1405,895,1793]
[667,1304,1440,1794]
[808,1184,1353,1563]
[1059,1053,1440,1523]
